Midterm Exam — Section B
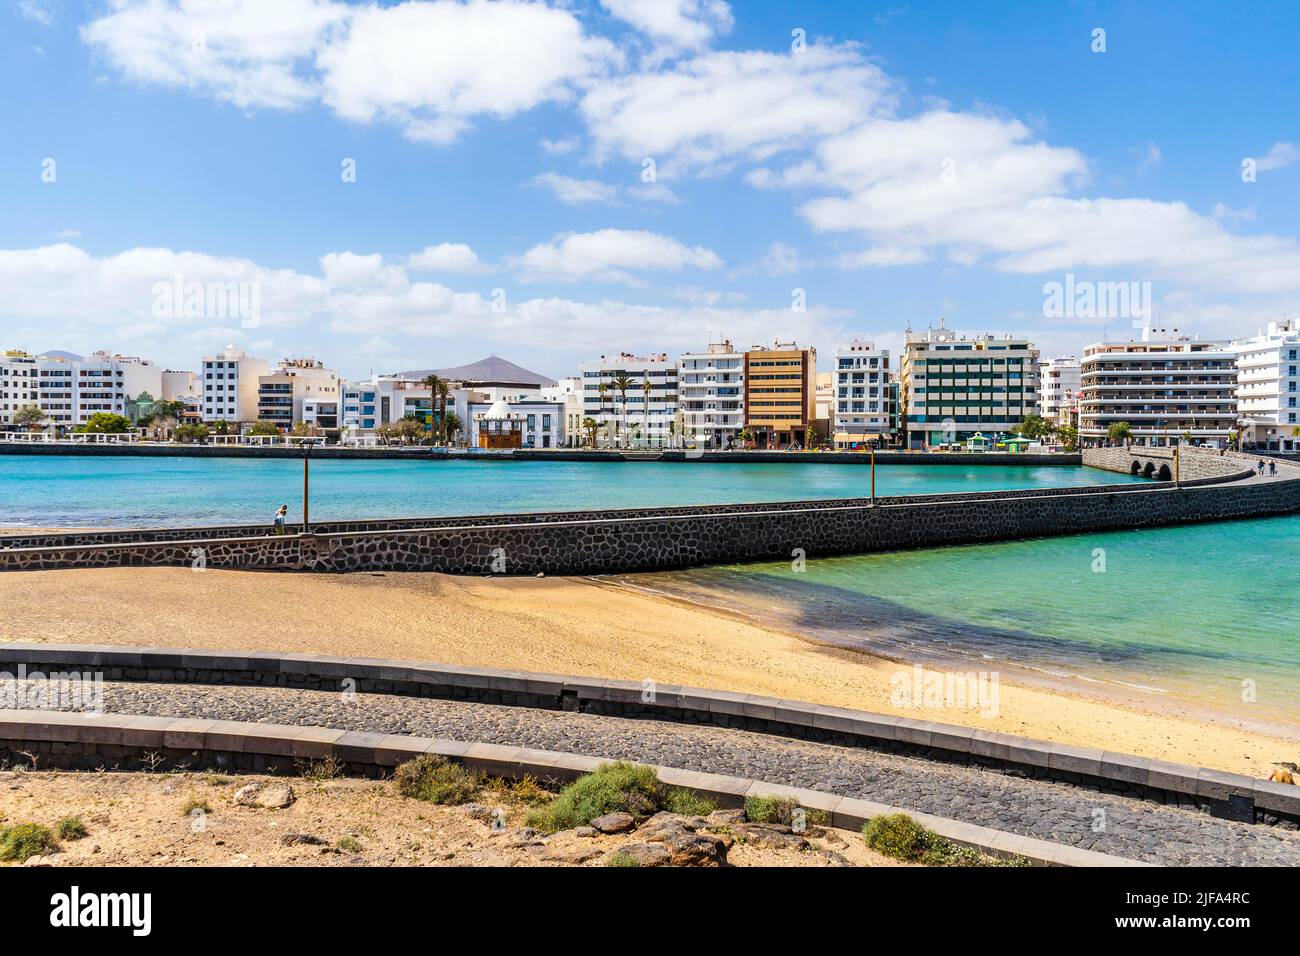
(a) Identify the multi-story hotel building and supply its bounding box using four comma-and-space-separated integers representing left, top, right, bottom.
201, 347, 268, 424
256, 358, 341, 431
743, 342, 816, 448
1038, 356, 1081, 427
900, 323, 1039, 448
678, 340, 744, 449
1232, 318, 1300, 452
36, 351, 164, 428
579, 353, 679, 448
1079, 322, 1237, 446
0, 350, 39, 426
831, 340, 892, 449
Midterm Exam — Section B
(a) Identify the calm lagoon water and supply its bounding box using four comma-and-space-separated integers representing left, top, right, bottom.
0, 455, 1142, 528
618, 516, 1300, 728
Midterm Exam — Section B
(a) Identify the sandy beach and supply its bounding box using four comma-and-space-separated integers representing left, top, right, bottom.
0, 566, 1295, 778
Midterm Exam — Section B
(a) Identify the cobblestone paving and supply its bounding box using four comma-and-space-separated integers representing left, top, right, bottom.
57, 681, 1300, 866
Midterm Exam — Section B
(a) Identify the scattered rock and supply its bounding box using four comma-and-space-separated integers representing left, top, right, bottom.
280, 833, 329, 847
612, 842, 672, 867
647, 828, 731, 866
590, 812, 635, 834
1267, 768, 1295, 785
461, 803, 495, 822
707, 809, 745, 826
23, 855, 50, 867
542, 844, 604, 864
573, 826, 598, 838
233, 782, 295, 809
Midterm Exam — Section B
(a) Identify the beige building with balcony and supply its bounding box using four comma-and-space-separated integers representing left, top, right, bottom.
1079, 322, 1237, 447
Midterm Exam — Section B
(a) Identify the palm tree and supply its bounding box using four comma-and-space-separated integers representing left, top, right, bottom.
581, 416, 600, 448
641, 377, 653, 448
442, 410, 463, 446
612, 372, 632, 448
420, 374, 448, 443
596, 381, 611, 447
1107, 421, 1133, 445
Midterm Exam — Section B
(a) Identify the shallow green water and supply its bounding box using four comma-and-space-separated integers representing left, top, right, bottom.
622, 516, 1300, 727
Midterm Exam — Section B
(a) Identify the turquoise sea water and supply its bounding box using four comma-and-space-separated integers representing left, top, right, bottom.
0, 456, 1142, 528
617, 516, 1300, 728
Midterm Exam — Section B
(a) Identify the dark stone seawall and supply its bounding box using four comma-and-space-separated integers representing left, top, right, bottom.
0, 447, 1293, 575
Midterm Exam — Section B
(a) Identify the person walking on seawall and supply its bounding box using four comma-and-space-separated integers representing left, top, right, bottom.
1257, 459, 1266, 475
273, 504, 288, 534
1269, 459, 1277, 477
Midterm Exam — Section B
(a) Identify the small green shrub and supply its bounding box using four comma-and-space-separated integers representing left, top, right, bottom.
862, 813, 929, 860
392, 755, 482, 805
179, 796, 210, 817
744, 795, 828, 827
605, 851, 640, 867
336, 836, 362, 853
525, 761, 715, 833
54, 817, 88, 841
862, 813, 1028, 867
0, 823, 57, 862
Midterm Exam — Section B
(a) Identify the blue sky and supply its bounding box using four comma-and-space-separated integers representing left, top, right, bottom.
3, 0, 1298, 379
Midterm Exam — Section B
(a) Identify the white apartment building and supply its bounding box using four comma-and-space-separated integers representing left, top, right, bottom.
1038, 356, 1081, 427
201, 347, 269, 424
36, 351, 164, 428
832, 340, 892, 449
540, 376, 584, 447
0, 350, 39, 426
256, 358, 341, 431
1232, 319, 1300, 452
678, 340, 743, 449
900, 323, 1040, 448
579, 353, 679, 448
1080, 322, 1237, 446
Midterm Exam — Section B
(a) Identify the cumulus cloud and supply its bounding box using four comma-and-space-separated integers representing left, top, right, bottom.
529, 172, 620, 205
0, 241, 833, 364
510, 229, 723, 283
580, 45, 895, 176
82, 0, 618, 142
407, 243, 484, 273
599, 0, 733, 50
1255, 141, 1298, 173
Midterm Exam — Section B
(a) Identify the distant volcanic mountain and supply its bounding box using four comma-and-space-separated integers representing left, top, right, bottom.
396, 355, 557, 387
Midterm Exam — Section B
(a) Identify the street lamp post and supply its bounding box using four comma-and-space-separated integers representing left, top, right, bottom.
302, 440, 312, 532
870, 446, 876, 505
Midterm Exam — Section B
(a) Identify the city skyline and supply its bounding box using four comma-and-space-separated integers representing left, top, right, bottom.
4, 1, 1300, 381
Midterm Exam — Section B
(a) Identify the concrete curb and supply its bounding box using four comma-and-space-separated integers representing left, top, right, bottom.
0, 709, 1145, 867
2, 642, 1296, 825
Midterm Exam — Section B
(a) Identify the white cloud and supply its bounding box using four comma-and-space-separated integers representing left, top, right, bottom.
0, 241, 835, 363
407, 243, 484, 273
16, 0, 60, 27
1256, 141, 1298, 172
539, 136, 581, 155
760, 241, 805, 276
82, 0, 618, 142
511, 229, 723, 284
319, 251, 409, 292
529, 172, 619, 205
580, 45, 895, 176
835, 245, 930, 269
600, 0, 733, 50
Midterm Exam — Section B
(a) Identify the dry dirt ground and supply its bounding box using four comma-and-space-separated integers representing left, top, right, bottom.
0, 770, 904, 868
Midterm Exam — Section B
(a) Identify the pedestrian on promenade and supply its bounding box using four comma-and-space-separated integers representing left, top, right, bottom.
1269, 460, 1277, 476
1257, 459, 1266, 475
273, 504, 288, 534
